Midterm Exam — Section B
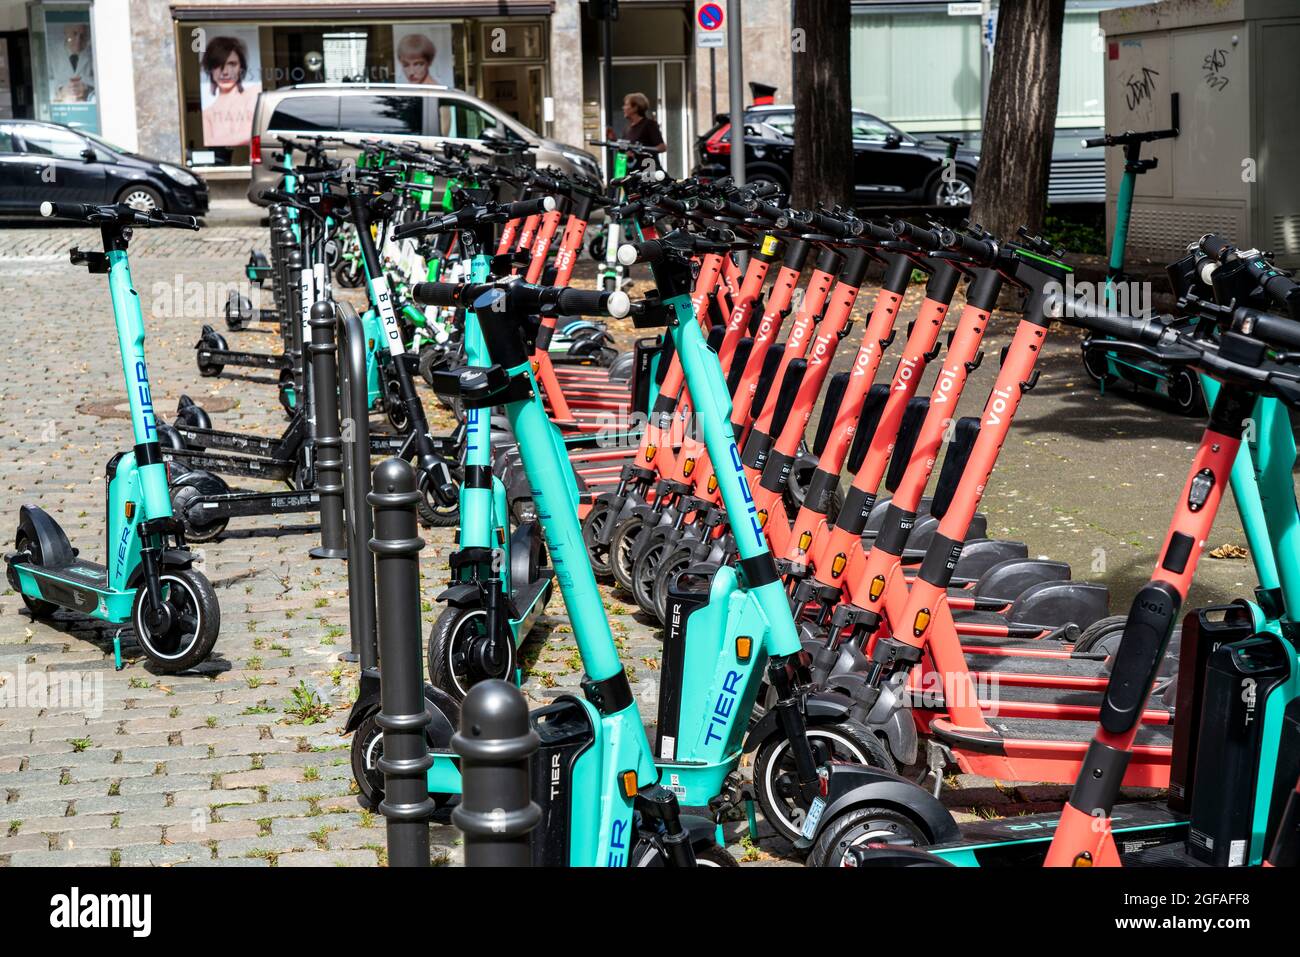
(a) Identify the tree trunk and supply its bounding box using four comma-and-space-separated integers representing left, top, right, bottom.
792, 0, 853, 209
969, 0, 1066, 241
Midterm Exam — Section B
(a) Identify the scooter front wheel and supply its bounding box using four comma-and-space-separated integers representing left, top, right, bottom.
427, 606, 516, 702
753, 720, 895, 844
132, 568, 221, 673
653, 543, 697, 624
807, 806, 931, 867
580, 499, 615, 578
609, 514, 648, 594
631, 526, 677, 616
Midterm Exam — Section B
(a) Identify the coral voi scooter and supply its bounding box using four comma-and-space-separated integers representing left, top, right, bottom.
6, 203, 221, 672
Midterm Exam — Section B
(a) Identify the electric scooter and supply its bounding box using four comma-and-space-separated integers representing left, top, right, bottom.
1078, 94, 1201, 413
6, 203, 221, 673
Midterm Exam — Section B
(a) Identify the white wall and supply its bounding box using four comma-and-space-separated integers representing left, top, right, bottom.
91, 0, 139, 151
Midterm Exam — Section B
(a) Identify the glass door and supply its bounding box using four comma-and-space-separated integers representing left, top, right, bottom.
600, 57, 692, 179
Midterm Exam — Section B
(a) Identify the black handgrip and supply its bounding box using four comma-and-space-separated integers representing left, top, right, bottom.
555, 287, 631, 319
1082, 136, 1106, 149
392, 212, 457, 240
938, 227, 997, 265
618, 240, 665, 265
809, 210, 862, 238
505, 196, 557, 219
1053, 290, 1162, 342
1235, 307, 1300, 351
411, 282, 475, 307
891, 219, 942, 250
297, 168, 341, 183
1198, 233, 1233, 263
260, 189, 295, 206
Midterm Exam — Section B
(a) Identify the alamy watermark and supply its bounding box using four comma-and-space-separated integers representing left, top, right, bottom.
0, 665, 104, 719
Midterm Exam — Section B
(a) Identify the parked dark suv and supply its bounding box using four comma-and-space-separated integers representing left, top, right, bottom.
0, 120, 209, 216
694, 105, 979, 207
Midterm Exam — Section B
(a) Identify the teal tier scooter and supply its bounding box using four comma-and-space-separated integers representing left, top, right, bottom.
394, 194, 567, 701
6, 203, 221, 673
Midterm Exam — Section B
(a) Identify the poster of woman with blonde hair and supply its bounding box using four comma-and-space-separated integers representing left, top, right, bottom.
393, 24, 454, 87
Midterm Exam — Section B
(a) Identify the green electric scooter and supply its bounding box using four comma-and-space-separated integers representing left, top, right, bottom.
6, 203, 221, 673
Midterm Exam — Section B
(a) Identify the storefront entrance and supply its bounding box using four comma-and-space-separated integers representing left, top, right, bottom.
600, 57, 690, 179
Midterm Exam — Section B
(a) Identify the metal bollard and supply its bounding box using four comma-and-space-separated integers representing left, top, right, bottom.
452, 680, 541, 867
309, 299, 346, 559
370, 457, 435, 866
337, 302, 377, 667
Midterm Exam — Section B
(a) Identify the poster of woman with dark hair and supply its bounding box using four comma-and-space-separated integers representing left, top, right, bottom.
199, 28, 262, 146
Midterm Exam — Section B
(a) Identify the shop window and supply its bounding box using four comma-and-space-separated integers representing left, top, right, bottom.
18, 123, 85, 158
267, 96, 338, 133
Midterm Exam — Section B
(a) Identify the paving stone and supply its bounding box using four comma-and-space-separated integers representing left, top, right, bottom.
276, 849, 378, 867
7, 848, 113, 867
61, 826, 162, 850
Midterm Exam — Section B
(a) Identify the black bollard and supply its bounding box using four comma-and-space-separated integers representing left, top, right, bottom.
370, 457, 435, 866
309, 299, 346, 558
452, 680, 541, 867
338, 302, 377, 667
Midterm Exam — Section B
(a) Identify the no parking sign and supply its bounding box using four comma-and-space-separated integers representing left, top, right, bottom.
696, 2, 725, 48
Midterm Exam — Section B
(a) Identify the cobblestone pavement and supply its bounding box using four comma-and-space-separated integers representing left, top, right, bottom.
0, 226, 1259, 866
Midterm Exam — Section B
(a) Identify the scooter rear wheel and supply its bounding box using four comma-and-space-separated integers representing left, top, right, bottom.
170, 471, 230, 543
14, 530, 58, 618
131, 568, 221, 673
350, 690, 460, 812
754, 719, 895, 844
196, 330, 226, 377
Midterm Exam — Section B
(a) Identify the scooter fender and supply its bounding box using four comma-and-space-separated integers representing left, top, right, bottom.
343, 669, 382, 734
742, 688, 857, 755
16, 505, 76, 568
436, 582, 482, 610
809, 765, 961, 849
822, 671, 918, 768
972, 557, 1070, 601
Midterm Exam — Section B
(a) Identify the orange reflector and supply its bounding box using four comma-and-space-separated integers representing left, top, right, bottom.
645, 445, 657, 462
757, 508, 769, 528
124, 501, 135, 520
830, 553, 847, 578
620, 770, 638, 799
797, 531, 812, 553
869, 575, 886, 602
707, 476, 718, 494
1072, 852, 1093, 867
736, 636, 752, 662
682, 458, 695, 476
912, 608, 931, 638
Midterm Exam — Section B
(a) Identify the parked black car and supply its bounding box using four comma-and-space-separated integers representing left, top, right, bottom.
0, 120, 209, 216
694, 104, 979, 207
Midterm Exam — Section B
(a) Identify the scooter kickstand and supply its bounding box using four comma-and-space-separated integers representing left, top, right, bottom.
925, 740, 953, 799
113, 628, 125, 671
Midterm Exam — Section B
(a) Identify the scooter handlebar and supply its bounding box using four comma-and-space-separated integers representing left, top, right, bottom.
40, 201, 199, 230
